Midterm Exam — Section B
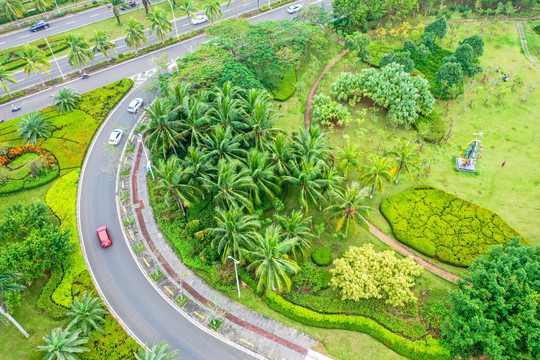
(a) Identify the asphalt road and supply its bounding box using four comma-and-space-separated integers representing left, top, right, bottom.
1, 2, 326, 358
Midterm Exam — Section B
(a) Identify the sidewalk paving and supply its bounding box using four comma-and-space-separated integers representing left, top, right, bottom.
117, 133, 331, 360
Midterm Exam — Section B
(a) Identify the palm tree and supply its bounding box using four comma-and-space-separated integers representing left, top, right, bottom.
359, 156, 392, 199
34, 0, 52, 12
326, 182, 375, 239
246, 100, 280, 151
142, 99, 183, 158
0, 270, 28, 338
203, 126, 246, 163
108, 0, 124, 25
1, 0, 26, 22
178, 0, 195, 20
319, 165, 344, 208
38, 327, 89, 360
336, 140, 362, 178
67, 291, 108, 337
274, 210, 314, 261
241, 88, 273, 113
179, 97, 210, 147
0, 66, 16, 95
245, 225, 299, 294
135, 341, 179, 360
293, 126, 331, 166
283, 160, 327, 214
17, 112, 53, 145
147, 8, 172, 44
123, 18, 147, 55
52, 88, 81, 114
168, 82, 192, 109
209, 91, 246, 132
65, 34, 94, 72
226, 0, 244, 19
210, 207, 260, 262
182, 146, 215, 192
204, 0, 223, 26
90, 30, 117, 59
388, 142, 419, 184
242, 150, 280, 205
268, 134, 294, 176
140, 0, 151, 15
206, 159, 256, 212
17, 45, 51, 82
154, 157, 200, 215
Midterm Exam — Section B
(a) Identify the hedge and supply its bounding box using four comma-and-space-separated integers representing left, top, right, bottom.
37, 266, 69, 318
380, 186, 526, 266
0, 35, 68, 72
0, 90, 24, 105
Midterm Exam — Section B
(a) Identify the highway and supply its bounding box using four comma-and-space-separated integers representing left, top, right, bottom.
1, 2, 328, 358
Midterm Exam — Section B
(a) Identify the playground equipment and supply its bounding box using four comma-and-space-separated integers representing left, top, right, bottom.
456, 132, 483, 172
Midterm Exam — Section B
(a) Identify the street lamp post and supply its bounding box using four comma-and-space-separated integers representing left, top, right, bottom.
166, 0, 180, 40
54, 0, 61, 15
228, 256, 241, 298
45, 36, 65, 79
138, 135, 155, 180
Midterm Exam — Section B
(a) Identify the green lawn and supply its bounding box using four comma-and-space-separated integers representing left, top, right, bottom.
524, 19, 540, 62
0, 153, 41, 178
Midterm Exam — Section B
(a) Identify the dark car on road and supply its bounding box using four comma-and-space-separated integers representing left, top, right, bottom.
121, 0, 136, 9
96, 226, 112, 248
30, 21, 49, 32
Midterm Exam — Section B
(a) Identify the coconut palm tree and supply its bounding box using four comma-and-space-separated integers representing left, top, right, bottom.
336, 140, 362, 178
52, 88, 81, 114
204, 0, 223, 26
203, 126, 246, 164
178, 96, 210, 147
67, 291, 108, 336
147, 8, 172, 44
241, 88, 273, 113
283, 160, 327, 214
38, 327, 89, 360
210, 207, 260, 262
168, 82, 192, 109
206, 159, 256, 212
274, 210, 314, 261
178, 0, 195, 21
359, 156, 392, 199
388, 141, 419, 184
140, 0, 151, 15
17, 45, 51, 82
209, 92, 246, 132
90, 30, 117, 59
123, 18, 147, 55
108, 0, 124, 25
246, 100, 280, 151
268, 134, 294, 176
135, 341, 179, 360
326, 182, 374, 239
182, 146, 215, 191
34, 0, 52, 12
241, 150, 280, 205
142, 99, 184, 158
154, 156, 200, 215
319, 165, 344, 208
245, 225, 299, 294
1, 0, 26, 22
65, 34, 94, 72
293, 126, 331, 166
0, 66, 16, 95
0, 270, 28, 338
17, 112, 53, 145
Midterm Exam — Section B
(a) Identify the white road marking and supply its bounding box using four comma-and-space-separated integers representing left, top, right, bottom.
0, 42, 4, 45
117, 45, 126, 49
242, 2, 250, 5
91, 14, 99, 17
20, 35, 29, 38
67, 20, 76, 24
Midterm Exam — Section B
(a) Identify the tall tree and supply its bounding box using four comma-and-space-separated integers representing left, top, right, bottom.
140, 0, 151, 15
245, 225, 299, 294
0, 66, 16, 95
0, 270, 28, 338
65, 34, 94, 71
135, 341, 179, 360
326, 182, 374, 239
90, 30, 117, 59
210, 207, 260, 261
108, 0, 124, 25
443, 239, 540, 360
388, 142, 419, 184
34, 0, 52, 12
52, 88, 81, 114
424, 16, 447, 40
206, 159, 256, 212
123, 18, 147, 55
16, 112, 53, 145
179, 97, 210, 147
245, 99, 280, 151
268, 134, 294, 176
147, 8, 172, 44
178, 0, 195, 20
344, 31, 371, 60
274, 210, 314, 261
203, 126, 246, 163
204, 0, 223, 26
336, 139, 362, 179
283, 160, 327, 214
359, 156, 392, 198
38, 327, 89, 360
293, 126, 331, 166
142, 99, 183, 158
67, 291, 108, 337
182, 146, 215, 191
241, 150, 280, 205
18, 45, 51, 81
0, 0, 26, 22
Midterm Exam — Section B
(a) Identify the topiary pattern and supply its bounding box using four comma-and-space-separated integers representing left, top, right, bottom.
311, 248, 333, 266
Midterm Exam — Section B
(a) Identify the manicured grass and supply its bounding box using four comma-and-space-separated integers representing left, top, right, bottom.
0, 180, 57, 217
0, 277, 69, 360
0, 153, 41, 178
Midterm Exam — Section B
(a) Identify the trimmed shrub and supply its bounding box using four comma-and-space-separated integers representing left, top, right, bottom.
37, 266, 68, 318
380, 187, 525, 266
311, 248, 332, 266
272, 67, 296, 101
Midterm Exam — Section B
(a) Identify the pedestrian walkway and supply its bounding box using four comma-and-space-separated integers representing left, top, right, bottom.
117, 132, 330, 360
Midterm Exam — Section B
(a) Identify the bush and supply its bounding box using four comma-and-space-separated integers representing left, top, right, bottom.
380, 187, 526, 266
311, 248, 332, 266
0, 89, 25, 104
81, 314, 140, 359
211, 262, 236, 290
292, 263, 323, 295
414, 111, 445, 143
37, 267, 69, 318
272, 67, 296, 101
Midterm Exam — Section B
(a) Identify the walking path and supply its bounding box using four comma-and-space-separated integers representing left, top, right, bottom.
117, 130, 330, 360
516, 20, 540, 69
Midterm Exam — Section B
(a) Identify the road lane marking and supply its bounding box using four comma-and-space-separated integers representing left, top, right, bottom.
67, 21, 76, 24
242, 2, 249, 5
143, 257, 150, 267
194, 311, 205, 319
129, 230, 135, 240
164, 286, 174, 295
0, 42, 4, 45
122, 205, 127, 213
240, 339, 254, 346
20, 35, 29, 38
122, 179, 125, 188
91, 14, 99, 17
124, 156, 128, 164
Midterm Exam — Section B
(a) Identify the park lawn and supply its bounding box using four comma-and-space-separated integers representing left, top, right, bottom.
0, 276, 69, 360
0, 153, 41, 178
524, 19, 540, 62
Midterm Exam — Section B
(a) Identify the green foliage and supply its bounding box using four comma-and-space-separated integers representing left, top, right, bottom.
420, 301, 448, 335
459, 34, 484, 57
413, 44, 458, 99
424, 17, 447, 40
379, 51, 415, 72
210, 262, 236, 291
77, 79, 134, 122
272, 66, 296, 101
444, 43, 482, 77
381, 187, 525, 266
218, 62, 264, 90
175, 44, 234, 89
311, 248, 332, 266
311, 94, 350, 126
344, 31, 371, 59
414, 111, 445, 143
365, 44, 397, 66
435, 62, 463, 86
443, 239, 539, 359
0, 36, 68, 72
37, 267, 69, 318
292, 263, 324, 295
0, 201, 49, 242
332, 0, 418, 28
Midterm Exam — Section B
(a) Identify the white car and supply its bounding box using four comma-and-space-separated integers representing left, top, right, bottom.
127, 98, 143, 113
108, 129, 124, 145
167, 58, 179, 72
287, 4, 302, 14
191, 15, 208, 25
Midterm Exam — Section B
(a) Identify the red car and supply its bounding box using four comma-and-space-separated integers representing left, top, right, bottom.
96, 226, 112, 248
